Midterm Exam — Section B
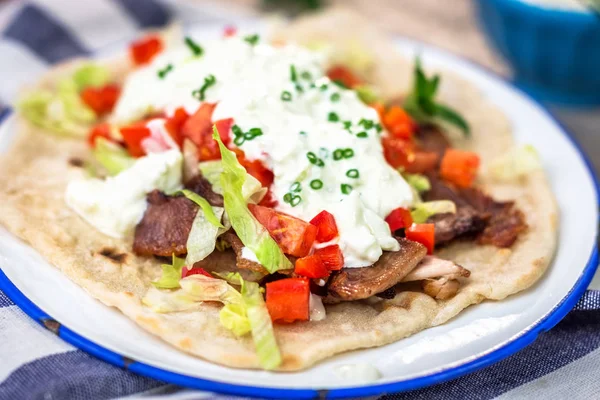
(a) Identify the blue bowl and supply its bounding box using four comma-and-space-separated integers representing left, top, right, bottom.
475, 0, 600, 106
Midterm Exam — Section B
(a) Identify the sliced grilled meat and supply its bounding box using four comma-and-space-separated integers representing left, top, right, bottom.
184, 174, 223, 207
192, 249, 265, 282
133, 191, 198, 256
220, 231, 268, 273
375, 286, 397, 299
327, 238, 427, 301
424, 174, 527, 248
415, 124, 451, 160
422, 277, 460, 300
402, 256, 470, 282
427, 207, 487, 245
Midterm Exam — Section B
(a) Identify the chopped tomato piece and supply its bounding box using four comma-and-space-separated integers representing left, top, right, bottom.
385, 207, 413, 232
258, 189, 278, 208
314, 245, 344, 271
181, 103, 221, 160
406, 223, 435, 254
181, 266, 212, 279
440, 149, 480, 188
87, 123, 112, 147
120, 122, 151, 157
164, 107, 189, 147
266, 278, 310, 323
234, 149, 274, 188
326, 65, 362, 88
223, 25, 237, 37
130, 35, 163, 65
248, 204, 317, 257
382, 136, 415, 169
382, 106, 416, 140
80, 84, 120, 116
295, 255, 330, 279
214, 118, 233, 145
309, 210, 339, 242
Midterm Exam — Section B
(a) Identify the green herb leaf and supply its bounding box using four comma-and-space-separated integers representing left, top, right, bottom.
192, 74, 217, 101
157, 64, 173, 79
244, 34, 259, 46
404, 56, 470, 136
185, 37, 203, 56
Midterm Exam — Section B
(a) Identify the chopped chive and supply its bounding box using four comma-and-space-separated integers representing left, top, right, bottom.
281, 91, 292, 101
290, 195, 302, 207
332, 80, 349, 89
343, 148, 355, 158
290, 182, 301, 192
359, 118, 374, 129
316, 159, 325, 167
346, 169, 360, 178
290, 65, 297, 82
333, 149, 344, 160
330, 93, 341, 102
341, 183, 353, 194
343, 121, 352, 130
185, 37, 203, 56
283, 193, 292, 203
299, 131, 307, 135
357, 131, 368, 138
375, 123, 383, 133
307, 152, 317, 163
244, 34, 259, 46
295, 84, 304, 93
328, 112, 340, 122
192, 74, 216, 101
320, 83, 328, 91
249, 127, 263, 137
301, 71, 312, 80
232, 125, 243, 137
157, 64, 173, 79
310, 179, 323, 190
233, 135, 245, 146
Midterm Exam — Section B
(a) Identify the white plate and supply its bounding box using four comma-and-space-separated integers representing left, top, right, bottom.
0, 28, 598, 398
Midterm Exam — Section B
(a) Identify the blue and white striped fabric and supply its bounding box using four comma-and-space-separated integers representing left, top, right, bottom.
0, 1, 599, 399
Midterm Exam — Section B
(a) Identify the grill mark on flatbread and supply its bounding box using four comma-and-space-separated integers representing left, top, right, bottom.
68, 157, 84, 167
99, 247, 128, 263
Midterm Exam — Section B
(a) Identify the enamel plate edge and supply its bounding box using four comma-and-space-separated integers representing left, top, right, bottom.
0, 30, 598, 398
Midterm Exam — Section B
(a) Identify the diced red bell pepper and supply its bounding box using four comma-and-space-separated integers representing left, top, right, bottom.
295, 254, 330, 279
382, 136, 415, 169
248, 204, 317, 257
440, 149, 480, 188
234, 149, 274, 188
385, 207, 413, 232
164, 107, 189, 148
314, 245, 344, 271
181, 266, 212, 279
326, 65, 362, 89
130, 35, 163, 65
382, 106, 416, 140
214, 118, 233, 146
310, 210, 339, 242
405, 223, 435, 254
80, 84, 121, 116
223, 25, 237, 37
266, 278, 310, 323
120, 121, 151, 157
87, 123, 112, 147
181, 103, 233, 161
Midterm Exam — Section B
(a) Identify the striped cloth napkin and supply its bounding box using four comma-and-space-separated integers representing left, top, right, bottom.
0, 1, 598, 399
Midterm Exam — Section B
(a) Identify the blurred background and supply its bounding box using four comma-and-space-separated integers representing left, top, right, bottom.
0, 0, 598, 170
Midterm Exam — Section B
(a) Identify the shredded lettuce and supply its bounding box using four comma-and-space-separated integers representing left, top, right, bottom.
178, 189, 224, 228
19, 78, 96, 136
198, 160, 266, 203
72, 63, 110, 90
231, 273, 282, 370
152, 254, 186, 289
185, 205, 225, 266
403, 172, 431, 193
220, 304, 251, 337
411, 200, 456, 223
212, 126, 292, 273
93, 137, 135, 176
488, 145, 541, 181
355, 85, 379, 105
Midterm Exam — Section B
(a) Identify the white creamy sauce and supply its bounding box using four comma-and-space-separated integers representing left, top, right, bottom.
240, 246, 260, 263
65, 149, 182, 238
113, 37, 414, 267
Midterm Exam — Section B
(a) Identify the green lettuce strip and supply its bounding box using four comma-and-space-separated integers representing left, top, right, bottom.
212, 126, 292, 273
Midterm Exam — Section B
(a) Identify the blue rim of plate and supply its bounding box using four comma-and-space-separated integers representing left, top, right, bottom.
0, 38, 598, 399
